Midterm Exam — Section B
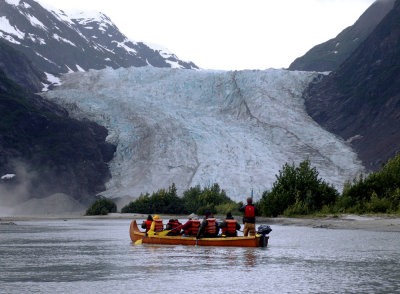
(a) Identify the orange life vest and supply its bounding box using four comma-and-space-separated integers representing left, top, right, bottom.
185, 220, 200, 235
154, 219, 164, 232
221, 219, 237, 235
144, 220, 152, 231
205, 218, 217, 235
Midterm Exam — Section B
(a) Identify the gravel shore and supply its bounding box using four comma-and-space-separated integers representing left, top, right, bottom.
1, 213, 400, 232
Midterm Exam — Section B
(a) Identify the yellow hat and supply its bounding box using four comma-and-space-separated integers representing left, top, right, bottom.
153, 215, 160, 219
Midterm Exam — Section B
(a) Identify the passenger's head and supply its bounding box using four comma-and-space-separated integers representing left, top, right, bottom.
147, 215, 153, 221
153, 215, 160, 219
204, 210, 213, 218
247, 197, 253, 204
226, 212, 233, 219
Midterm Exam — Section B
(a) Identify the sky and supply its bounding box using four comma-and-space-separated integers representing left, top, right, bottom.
40, 0, 375, 70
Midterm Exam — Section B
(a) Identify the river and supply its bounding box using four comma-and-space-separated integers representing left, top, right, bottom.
1, 219, 399, 293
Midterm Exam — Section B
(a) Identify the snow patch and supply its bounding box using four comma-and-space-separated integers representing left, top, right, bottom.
76, 64, 85, 72
166, 59, 183, 69
5, 0, 21, 6
25, 14, 47, 30
35, 51, 56, 64
0, 16, 25, 39
0, 31, 21, 44
1, 174, 15, 180
52, 33, 76, 47
65, 65, 75, 73
22, 2, 31, 9
147, 43, 174, 58
28, 34, 46, 44
112, 40, 137, 54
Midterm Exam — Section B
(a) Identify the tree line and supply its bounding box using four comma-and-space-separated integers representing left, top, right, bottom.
86, 154, 400, 216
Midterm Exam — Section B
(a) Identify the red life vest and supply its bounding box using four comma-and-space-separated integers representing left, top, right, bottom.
205, 218, 217, 235
185, 220, 200, 235
144, 220, 152, 231
154, 219, 164, 232
221, 219, 237, 235
245, 205, 255, 218
168, 220, 182, 233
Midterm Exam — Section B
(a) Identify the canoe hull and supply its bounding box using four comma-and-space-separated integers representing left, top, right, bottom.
129, 220, 268, 247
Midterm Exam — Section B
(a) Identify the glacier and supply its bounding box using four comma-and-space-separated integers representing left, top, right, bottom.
43, 67, 364, 201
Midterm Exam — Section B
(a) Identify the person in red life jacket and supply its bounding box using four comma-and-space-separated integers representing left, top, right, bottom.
141, 215, 153, 232
219, 212, 241, 237
181, 213, 200, 236
165, 218, 182, 235
239, 197, 257, 236
196, 210, 218, 239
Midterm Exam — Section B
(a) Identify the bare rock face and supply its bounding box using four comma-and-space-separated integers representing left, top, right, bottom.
304, 0, 400, 171
289, 0, 396, 72
0, 51, 116, 209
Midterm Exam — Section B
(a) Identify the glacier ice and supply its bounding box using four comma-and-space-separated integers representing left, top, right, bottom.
43, 67, 364, 201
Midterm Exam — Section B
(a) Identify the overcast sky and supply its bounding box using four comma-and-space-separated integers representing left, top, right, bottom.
40, 0, 375, 70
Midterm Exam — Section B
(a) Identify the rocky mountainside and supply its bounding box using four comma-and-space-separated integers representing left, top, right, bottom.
0, 43, 116, 212
0, 0, 197, 81
0, 39, 45, 92
289, 0, 395, 72
303, 0, 400, 171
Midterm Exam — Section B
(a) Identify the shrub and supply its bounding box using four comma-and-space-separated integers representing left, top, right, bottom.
121, 182, 238, 215
339, 153, 400, 214
121, 183, 184, 214
85, 198, 117, 215
260, 160, 339, 216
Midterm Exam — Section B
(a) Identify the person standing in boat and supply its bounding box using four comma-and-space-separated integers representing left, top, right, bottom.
196, 210, 218, 239
219, 212, 241, 237
239, 197, 257, 236
141, 215, 153, 232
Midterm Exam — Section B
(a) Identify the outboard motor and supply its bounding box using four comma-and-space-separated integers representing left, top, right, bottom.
257, 225, 272, 247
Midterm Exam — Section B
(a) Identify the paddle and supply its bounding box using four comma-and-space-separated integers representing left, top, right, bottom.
156, 223, 185, 237
134, 232, 148, 245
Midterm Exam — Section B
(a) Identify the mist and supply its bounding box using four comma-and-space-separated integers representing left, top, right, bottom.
0, 161, 86, 217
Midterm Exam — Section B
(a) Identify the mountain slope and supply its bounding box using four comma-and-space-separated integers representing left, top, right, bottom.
0, 0, 197, 79
304, 0, 400, 171
43, 67, 364, 201
289, 0, 395, 72
0, 44, 115, 209
0, 39, 46, 92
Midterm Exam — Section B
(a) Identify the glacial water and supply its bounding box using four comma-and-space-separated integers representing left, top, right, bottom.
1, 219, 399, 294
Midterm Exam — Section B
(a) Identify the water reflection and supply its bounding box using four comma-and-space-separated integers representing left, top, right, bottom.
243, 249, 257, 267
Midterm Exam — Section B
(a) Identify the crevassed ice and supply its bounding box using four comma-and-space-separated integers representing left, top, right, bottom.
43, 67, 364, 201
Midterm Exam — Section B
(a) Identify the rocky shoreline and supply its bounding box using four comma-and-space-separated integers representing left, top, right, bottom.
1, 213, 400, 232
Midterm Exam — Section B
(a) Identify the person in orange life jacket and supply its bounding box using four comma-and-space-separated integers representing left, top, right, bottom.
181, 213, 200, 236
165, 218, 182, 236
239, 197, 257, 236
219, 212, 241, 237
196, 210, 218, 239
141, 215, 153, 232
